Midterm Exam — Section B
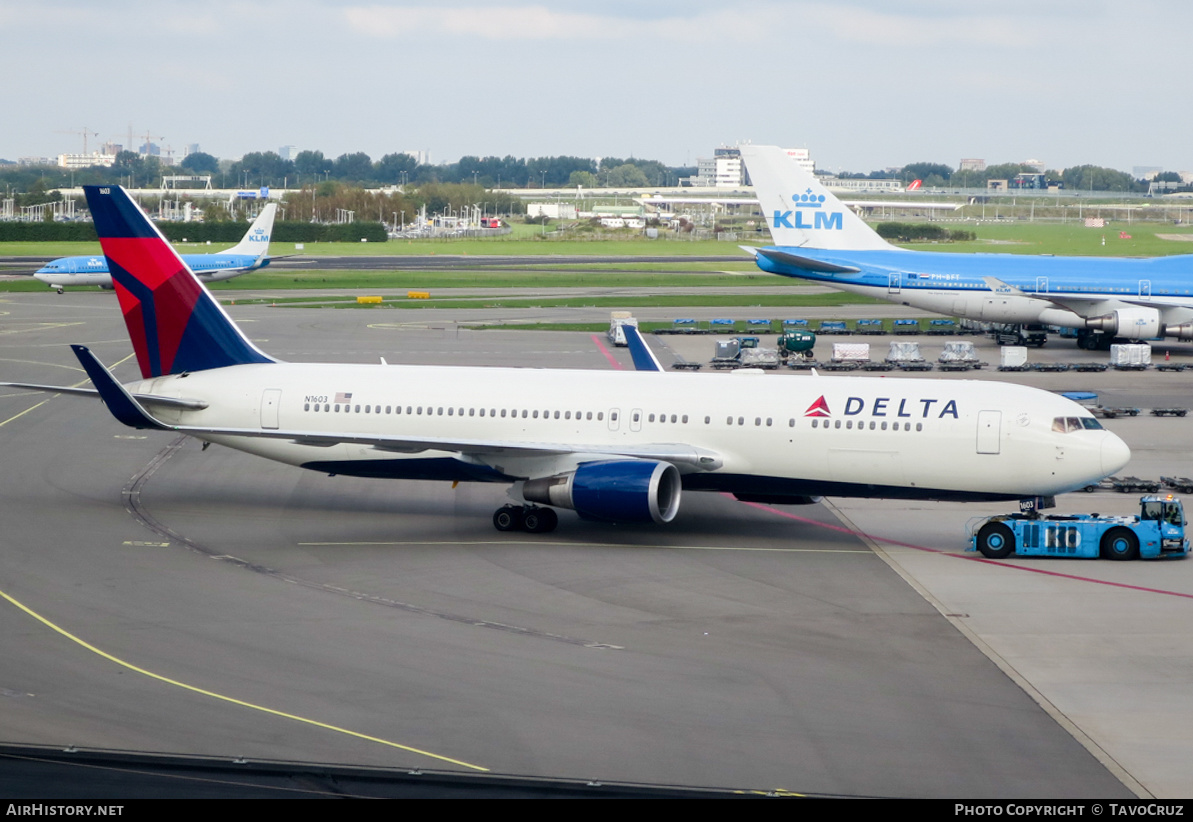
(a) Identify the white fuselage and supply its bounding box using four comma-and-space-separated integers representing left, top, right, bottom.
131, 362, 1128, 502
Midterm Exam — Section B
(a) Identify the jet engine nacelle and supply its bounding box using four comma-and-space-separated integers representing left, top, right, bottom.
522, 460, 682, 524
1164, 323, 1193, 341
1085, 307, 1161, 340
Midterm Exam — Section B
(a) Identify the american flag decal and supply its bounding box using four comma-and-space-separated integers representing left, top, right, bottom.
335, 392, 353, 403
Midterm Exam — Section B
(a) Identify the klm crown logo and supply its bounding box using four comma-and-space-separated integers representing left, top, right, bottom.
794, 188, 825, 208
772, 188, 843, 231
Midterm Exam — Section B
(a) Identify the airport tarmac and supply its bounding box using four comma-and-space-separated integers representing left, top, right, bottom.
0, 291, 1190, 797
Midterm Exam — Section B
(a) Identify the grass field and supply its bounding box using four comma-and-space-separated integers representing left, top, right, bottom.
6, 219, 1193, 295
206, 267, 772, 291
222, 291, 877, 310
909, 220, 1193, 257
0, 234, 744, 259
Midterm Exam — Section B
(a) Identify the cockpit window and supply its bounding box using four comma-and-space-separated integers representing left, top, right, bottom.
1053, 416, 1102, 433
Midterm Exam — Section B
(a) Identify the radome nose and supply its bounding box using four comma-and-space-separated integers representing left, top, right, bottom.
1101, 431, 1131, 475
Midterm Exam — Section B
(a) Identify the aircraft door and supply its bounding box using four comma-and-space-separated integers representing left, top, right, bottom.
977, 410, 1001, 454
629, 408, 643, 432
1139, 280, 1152, 300
1036, 277, 1048, 294
608, 408, 621, 431
888, 272, 901, 294
261, 389, 281, 429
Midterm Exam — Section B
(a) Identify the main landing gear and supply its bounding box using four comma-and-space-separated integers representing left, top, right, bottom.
493, 504, 559, 533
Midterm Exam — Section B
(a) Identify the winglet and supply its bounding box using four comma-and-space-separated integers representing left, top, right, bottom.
70, 345, 167, 430
982, 276, 1028, 296
622, 325, 664, 372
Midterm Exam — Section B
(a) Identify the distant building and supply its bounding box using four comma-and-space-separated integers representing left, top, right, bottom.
959, 158, 985, 172
781, 148, 815, 175
1022, 158, 1046, 173
824, 177, 903, 193
278, 145, 298, 161
1134, 166, 1164, 180
403, 149, 431, 166
696, 147, 745, 188
57, 152, 117, 169
687, 146, 813, 188
1010, 172, 1047, 190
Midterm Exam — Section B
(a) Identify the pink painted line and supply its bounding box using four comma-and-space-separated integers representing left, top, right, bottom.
731, 496, 937, 552
590, 334, 624, 370
729, 494, 1193, 600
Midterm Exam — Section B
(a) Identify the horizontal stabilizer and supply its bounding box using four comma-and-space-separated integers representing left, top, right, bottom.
2, 382, 208, 411
756, 247, 861, 275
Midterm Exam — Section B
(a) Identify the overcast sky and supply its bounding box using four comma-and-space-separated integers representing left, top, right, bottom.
4, 1, 1190, 174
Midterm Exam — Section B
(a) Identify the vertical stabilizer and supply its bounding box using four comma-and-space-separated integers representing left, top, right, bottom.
220, 201, 277, 260
740, 145, 892, 251
83, 186, 275, 378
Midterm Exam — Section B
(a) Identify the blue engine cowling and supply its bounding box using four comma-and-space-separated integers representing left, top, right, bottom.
522, 460, 682, 524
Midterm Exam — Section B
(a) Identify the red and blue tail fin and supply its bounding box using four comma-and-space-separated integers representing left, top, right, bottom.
83, 185, 274, 378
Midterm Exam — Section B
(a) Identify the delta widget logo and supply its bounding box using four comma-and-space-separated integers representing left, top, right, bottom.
804, 396, 831, 417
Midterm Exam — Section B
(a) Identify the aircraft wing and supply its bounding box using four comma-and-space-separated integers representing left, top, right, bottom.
66, 345, 722, 471
980, 276, 1155, 314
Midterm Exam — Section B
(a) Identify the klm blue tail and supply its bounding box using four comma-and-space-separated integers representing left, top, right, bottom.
83, 185, 274, 379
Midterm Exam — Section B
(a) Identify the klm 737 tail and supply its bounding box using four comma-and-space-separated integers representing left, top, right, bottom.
740, 144, 1193, 350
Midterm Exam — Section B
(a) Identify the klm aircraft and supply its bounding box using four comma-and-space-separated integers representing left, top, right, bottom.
34, 202, 277, 292
740, 145, 1193, 350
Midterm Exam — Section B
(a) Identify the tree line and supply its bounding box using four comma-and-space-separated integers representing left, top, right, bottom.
0, 146, 1183, 203
0, 150, 695, 193
849, 161, 1170, 193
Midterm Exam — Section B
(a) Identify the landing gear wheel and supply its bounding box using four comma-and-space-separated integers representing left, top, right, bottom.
523, 507, 558, 534
493, 505, 523, 532
976, 522, 1016, 559
1100, 527, 1139, 561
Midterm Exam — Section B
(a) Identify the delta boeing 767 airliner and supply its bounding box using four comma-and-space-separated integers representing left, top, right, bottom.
740, 144, 1193, 350
2, 186, 1128, 533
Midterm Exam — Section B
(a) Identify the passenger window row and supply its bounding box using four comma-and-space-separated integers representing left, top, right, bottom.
809, 419, 922, 432
303, 402, 606, 422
